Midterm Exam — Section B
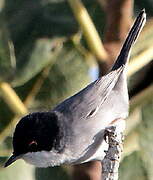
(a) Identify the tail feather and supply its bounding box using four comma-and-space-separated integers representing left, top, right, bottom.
111, 9, 146, 71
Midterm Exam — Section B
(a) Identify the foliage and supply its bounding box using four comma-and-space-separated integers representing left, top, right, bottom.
120, 98, 153, 180
0, 0, 153, 180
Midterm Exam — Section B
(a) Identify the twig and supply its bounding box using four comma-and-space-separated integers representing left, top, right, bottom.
0, 82, 28, 143
0, 67, 51, 143
128, 47, 153, 77
0, 149, 12, 157
0, 82, 28, 115
0, 116, 21, 143
24, 66, 51, 107
67, 0, 108, 61
102, 119, 125, 180
130, 84, 153, 112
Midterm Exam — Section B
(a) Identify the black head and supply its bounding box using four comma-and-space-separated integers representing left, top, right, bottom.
13, 112, 60, 155
5, 111, 63, 167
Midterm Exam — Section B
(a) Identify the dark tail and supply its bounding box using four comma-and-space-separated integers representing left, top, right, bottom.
111, 9, 146, 71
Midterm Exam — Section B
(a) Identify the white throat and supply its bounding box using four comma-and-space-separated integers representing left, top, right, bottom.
22, 149, 79, 167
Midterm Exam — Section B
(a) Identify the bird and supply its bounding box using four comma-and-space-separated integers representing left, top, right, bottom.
5, 10, 146, 168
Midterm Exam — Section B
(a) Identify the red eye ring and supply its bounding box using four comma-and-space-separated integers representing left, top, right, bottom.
29, 140, 37, 146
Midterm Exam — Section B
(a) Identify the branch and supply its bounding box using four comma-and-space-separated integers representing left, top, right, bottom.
0, 115, 21, 143
67, 0, 108, 61
24, 66, 51, 107
130, 84, 153, 112
102, 119, 125, 180
97, 0, 133, 76
102, 0, 133, 64
128, 47, 153, 77
0, 82, 28, 115
0, 67, 51, 143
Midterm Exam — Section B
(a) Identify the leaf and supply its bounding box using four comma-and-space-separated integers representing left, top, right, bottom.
119, 151, 147, 180
139, 99, 153, 180
33, 44, 90, 109
0, 159, 35, 180
1, 0, 80, 86
0, 26, 16, 82
12, 38, 61, 87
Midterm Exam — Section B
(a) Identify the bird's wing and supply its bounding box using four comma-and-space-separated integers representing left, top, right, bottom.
53, 67, 123, 122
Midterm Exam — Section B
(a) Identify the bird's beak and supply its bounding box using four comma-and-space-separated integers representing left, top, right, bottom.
4, 154, 22, 167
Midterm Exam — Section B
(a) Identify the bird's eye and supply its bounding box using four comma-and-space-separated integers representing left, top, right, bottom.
28, 140, 38, 152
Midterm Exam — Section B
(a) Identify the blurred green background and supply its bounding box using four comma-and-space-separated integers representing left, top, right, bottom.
0, 0, 153, 180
